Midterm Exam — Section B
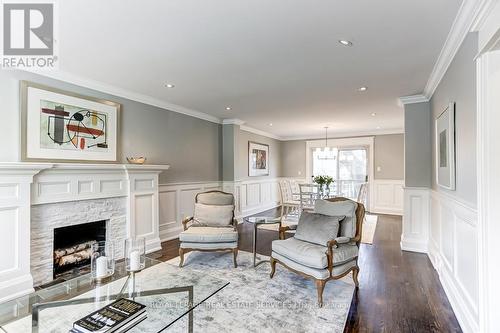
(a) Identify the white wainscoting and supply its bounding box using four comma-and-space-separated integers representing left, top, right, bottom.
158, 182, 223, 242
158, 178, 286, 242
237, 178, 281, 217
401, 187, 430, 253
428, 190, 479, 333
371, 179, 404, 215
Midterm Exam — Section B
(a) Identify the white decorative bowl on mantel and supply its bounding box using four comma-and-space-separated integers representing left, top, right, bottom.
126, 157, 146, 165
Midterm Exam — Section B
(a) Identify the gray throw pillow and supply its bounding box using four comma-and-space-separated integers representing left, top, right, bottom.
294, 211, 345, 246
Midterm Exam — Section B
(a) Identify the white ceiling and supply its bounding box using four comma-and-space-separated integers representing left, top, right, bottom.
54, 0, 462, 139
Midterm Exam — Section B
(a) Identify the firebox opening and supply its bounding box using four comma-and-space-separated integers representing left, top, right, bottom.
53, 220, 106, 279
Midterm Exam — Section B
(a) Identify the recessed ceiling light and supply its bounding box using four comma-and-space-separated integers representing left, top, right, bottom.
371, 112, 376, 116
376, 126, 381, 129
358, 86, 368, 92
338, 40, 353, 47
269, 123, 273, 126
225, 106, 232, 111
165, 83, 175, 88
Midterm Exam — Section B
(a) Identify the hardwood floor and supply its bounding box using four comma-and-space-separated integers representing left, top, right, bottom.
152, 211, 462, 333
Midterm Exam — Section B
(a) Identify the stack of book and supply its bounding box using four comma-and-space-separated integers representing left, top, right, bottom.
70, 298, 146, 333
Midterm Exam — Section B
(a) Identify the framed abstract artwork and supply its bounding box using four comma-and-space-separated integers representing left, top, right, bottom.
435, 102, 455, 190
21, 81, 120, 162
248, 141, 269, 177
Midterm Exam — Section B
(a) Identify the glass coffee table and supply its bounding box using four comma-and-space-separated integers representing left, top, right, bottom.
244, 216, 281, 267
0, 258, 228, 333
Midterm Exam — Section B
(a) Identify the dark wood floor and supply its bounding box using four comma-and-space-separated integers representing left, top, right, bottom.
152, 211, 462, 333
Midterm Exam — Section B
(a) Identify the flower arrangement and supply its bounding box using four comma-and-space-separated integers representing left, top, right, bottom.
313, 175, 334, 187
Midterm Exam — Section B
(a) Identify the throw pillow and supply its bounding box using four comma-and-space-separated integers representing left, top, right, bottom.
294, 211, 345, 246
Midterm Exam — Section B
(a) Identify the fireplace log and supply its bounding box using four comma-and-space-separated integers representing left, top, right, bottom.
54, 240, 97, 262
57, 248, 94, 267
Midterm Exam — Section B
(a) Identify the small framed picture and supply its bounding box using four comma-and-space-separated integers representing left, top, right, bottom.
21, 81, 121, 162
435, 102, 455, 190
248, 141, 269, 177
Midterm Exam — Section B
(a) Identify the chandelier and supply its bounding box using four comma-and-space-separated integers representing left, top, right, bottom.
315, 127, 335, 160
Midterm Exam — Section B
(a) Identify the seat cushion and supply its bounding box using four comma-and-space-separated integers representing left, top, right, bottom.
314, 199, 358, 238
179, 227, 238, 243
180, 242, 237, 250
294, 211, 344, 246
193, 203, 233, 227
272, 238, 359, 270
272, 238, 328, 269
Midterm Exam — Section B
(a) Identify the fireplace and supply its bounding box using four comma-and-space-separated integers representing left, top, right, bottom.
53, 220, 106, 279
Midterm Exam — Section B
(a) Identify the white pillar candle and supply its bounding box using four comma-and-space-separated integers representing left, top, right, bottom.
95, 256, 108, 278
129, 250, 141, 271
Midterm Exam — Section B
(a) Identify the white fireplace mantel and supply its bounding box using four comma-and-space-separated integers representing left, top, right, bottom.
0, 162, 169, 302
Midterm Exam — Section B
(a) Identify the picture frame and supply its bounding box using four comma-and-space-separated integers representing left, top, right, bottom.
435, 102, 455, 190
20, 81, 121, 163
248, 141, 269, 177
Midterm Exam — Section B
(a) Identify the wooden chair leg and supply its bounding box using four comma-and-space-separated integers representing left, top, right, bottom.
179, 248, 185, 267
270, 257, 277, 278
233, 248, 238, 268
352, 266, 360, 288
315, 279, 326, 307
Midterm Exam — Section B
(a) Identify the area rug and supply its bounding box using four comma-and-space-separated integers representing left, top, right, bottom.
166, 250, 355, 333
361, 214, 378, 244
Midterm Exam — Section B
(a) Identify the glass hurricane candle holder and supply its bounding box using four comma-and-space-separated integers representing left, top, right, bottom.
91, 241, 115, 281
124, 237, 146, 272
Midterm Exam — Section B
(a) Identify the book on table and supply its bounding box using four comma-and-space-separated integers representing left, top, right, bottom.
71, 298, 146, 333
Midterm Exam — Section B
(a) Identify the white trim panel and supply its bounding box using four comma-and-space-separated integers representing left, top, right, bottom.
371, 179, 404, 215
401, 187, 430, 253
428, 190, 479, 333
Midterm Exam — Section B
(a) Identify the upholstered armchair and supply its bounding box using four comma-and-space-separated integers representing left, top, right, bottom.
271, 197, 364, 307
178, 191, 238, 268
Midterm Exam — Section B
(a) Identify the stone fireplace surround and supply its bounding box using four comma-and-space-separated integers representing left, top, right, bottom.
31, 197, 126, 286
0, 163, 169, 301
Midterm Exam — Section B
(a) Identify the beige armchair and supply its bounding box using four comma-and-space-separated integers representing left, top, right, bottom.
178, 191, 238, 268
271, 197, 364, 307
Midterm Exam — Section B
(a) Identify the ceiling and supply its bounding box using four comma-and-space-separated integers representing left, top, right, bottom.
54, 0, 462, 140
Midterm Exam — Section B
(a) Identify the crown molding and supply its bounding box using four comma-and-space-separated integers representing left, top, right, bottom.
22, 69, 222, 124
222, 118, 246, 125
239, 125, 282, 140
470, 0, 498, 32
399, 94, 430, 106
280, 128, 404, 141
423, 0, 487, 99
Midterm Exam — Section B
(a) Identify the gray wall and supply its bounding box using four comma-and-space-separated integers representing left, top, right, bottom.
280, 134, 405, 180
0, 71, 222, 184
374, 134, 404, 180
430, 33, 478, 206
281, 140, 307, 177
404, 102, 432, 187
237, 129, 282, 180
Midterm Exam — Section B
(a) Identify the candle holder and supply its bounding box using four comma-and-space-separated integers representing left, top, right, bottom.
90, 241, 115, 281
124, 237, 146, 272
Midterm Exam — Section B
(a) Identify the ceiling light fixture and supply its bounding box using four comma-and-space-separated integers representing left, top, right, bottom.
269, 123, 273, 126
165, 83, 175, 88
358, 86, 368, 92
371, 112, 376, 116
376, 126, 381, 129
225, 106, 232, 111
314, 127, 336, 160
338, 40, 353, 47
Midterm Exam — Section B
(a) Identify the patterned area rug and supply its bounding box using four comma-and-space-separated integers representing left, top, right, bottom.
2, 251, 354, 333
167, 250, 355, 333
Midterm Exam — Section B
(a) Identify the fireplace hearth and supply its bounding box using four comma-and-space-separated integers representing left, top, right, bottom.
53, 220, 106, 279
